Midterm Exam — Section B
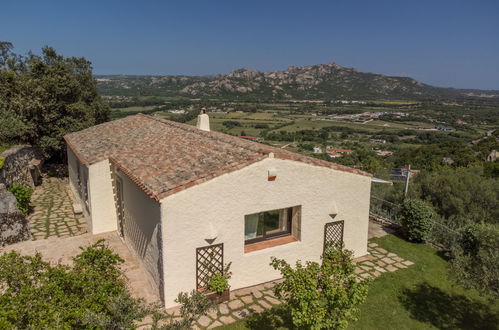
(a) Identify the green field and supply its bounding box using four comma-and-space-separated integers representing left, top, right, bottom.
218, 234, 499, 330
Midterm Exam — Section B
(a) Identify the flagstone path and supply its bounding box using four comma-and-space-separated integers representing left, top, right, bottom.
158, 241, 414, 329
28, 177, 87, 240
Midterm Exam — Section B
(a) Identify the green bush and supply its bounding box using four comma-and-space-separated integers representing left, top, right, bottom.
207, 262, 232, 293
7, 184, 32, 214
270, 246, 369, 330
449, 223, 499, 297
400, 198, 436, 242
0, 240, 150, 328
0, 157, 4, 169
208, 273, 229, 293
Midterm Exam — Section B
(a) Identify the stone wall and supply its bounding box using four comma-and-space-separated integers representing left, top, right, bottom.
0, 145, 44, 188
0, 184, 31, 246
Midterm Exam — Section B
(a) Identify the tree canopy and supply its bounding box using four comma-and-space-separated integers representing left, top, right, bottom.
0, 42, 109, 159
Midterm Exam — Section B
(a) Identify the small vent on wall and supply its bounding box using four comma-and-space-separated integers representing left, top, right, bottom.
268, 169, 277, 181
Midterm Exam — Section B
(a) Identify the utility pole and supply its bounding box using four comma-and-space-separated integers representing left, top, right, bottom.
404, 164, 411, 198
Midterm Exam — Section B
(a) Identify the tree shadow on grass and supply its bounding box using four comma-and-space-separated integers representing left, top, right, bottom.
400, 283, 498, 330
244, 304, 294, 330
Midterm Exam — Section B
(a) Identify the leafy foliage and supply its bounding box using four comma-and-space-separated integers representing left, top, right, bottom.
6, 184, 32, 214
449, 223, 499, 298
0, 42, 109, 159
400, 199, 436, 242
270, 246, 369, 330
0, 239, 150, 328
414, 167, 498, 225
208, 273, 229, 293
153, 290, 213, 330
207, 262, 232, 293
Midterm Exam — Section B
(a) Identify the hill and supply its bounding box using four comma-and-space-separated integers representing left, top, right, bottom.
96, 62, 499, 101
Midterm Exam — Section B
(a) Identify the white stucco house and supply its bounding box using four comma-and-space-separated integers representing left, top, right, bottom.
64, 113, 372, 308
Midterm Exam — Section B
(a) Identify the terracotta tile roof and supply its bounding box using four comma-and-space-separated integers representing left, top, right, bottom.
64, 114, 371, 200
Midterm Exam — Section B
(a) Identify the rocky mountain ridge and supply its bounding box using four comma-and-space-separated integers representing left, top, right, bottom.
96, 62, 499, 101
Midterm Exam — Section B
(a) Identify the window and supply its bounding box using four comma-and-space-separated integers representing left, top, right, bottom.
244, 207, 298, 244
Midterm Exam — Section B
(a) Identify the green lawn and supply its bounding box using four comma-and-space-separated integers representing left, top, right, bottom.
218, 235, 498, 330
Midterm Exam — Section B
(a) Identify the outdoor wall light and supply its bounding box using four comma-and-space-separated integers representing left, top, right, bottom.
329, 201, 338, 218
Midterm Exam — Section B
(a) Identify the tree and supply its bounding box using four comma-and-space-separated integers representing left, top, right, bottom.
270, 246, 369, 330
0, 240, 150, 328
399, 198, 436, 242
414, 167, 498, 225
449, 223, 499, 298
0, 42, 109, 159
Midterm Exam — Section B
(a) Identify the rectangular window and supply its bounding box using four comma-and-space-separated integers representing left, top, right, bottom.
244, 207, 295, 244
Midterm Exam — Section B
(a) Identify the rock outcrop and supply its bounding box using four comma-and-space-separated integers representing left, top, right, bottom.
0, 145, 44, 188
0, 184, 31, 246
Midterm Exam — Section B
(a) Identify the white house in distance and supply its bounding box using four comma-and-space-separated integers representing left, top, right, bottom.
64, 113, 372, 308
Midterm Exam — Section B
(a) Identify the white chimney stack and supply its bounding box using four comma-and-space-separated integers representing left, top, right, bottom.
196, 108, 210, 131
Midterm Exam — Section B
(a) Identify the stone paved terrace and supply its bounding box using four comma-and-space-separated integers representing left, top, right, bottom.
157, 241, 414, 329
0, 232, 161, 304
29, 177, 87, 240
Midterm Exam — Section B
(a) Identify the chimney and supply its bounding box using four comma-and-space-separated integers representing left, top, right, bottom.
196, 108, 210, 131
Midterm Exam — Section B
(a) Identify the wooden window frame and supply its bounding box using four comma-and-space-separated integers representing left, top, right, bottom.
244, 206, 296, 245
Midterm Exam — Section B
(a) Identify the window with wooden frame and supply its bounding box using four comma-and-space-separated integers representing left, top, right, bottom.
244, 206, 301, 245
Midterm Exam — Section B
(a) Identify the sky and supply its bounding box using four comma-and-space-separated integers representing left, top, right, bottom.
2, 0, 499, 90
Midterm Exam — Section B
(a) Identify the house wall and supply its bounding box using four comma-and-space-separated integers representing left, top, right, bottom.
160, 158, 371, 308
88, 160, 118, 234
116, 170, 163, 299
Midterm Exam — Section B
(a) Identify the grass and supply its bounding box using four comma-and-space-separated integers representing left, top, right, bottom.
218, 235, 499, 330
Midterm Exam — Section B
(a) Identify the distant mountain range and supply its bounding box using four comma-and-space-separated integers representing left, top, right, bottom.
96, 62, 499, 101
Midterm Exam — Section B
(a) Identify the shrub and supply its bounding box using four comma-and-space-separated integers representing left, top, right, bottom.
153, 290, 213, 329
400, 198, 436, 242
7, 184, 32, 214
0, 240, 151, 328
208, 273, 229, 293
207, 262, 232, 293
270, 246, 369, 330
449, 223, 499, 297
0, 157, 4, 169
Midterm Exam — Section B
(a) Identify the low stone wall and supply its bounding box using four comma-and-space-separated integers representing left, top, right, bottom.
0, 145, 44, 188
0, 184, 31, 246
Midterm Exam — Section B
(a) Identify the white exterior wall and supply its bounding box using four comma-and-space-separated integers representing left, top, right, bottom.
67, 147, 92, 229
160, 158, 371, 308
87, 160, 118, 234
116, 171, 163, 298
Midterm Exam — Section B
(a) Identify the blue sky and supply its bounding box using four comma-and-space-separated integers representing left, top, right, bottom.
2, 0, 498, 89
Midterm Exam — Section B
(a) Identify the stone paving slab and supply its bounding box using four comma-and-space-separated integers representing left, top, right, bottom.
28, 177, 87, 240
167, 241, 415, 329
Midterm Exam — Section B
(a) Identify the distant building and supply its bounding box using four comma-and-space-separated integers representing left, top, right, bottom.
487, 150, 499, 162
370, 139, 386, 144
168, 109, 186, 114
390, 166, 419, 181
441, 157, 454, 165
436, 125, 454, 131
313, 147, 322, 154
375, 150, 393, 157
328, 151, 343, 158
327, 148, 354, 155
